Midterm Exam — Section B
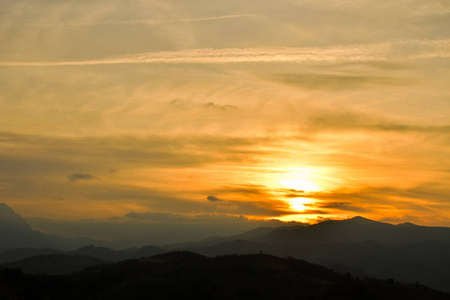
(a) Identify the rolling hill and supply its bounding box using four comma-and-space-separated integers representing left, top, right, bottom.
1, 252, 449, 300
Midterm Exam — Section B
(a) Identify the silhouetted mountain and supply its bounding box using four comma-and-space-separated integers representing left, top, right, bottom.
254, 217, 450, 245
397, 222, 418, 228
346, 216, 378, 224
70, 245, 166, 262
130, 245, 166, 258
0, 203, 29, 228
176, 216, 450, 249
71, 245, 125, 262
0, 254, 106, 275
188, 240, 267, 257
164, 225, 300, 250
2, 207, 450, 294
163, 217, 450, 293
1, 252, 449, 299
0, 203, 108, 252
0, 245, 167, 267
0, 248, 64, 264
0, 203, 50, 252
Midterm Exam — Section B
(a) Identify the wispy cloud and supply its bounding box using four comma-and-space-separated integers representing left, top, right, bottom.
106, 14, 256, 26
67, 173, 96, 183
0, 45, 387, 66
305, 184, 450, 215
309, 112, 450, 133
2, 39, 448, 67
15, 14, 256, 27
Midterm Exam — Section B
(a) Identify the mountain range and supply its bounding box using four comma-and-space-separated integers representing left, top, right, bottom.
0, 203, 108, 252
169, 216, 450, 293
1, 203, 450, 293
2, 252, 450, 300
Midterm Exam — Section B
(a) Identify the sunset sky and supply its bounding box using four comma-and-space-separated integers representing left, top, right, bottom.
1, 0, 450, 241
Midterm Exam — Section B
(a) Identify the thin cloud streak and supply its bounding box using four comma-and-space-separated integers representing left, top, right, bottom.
0, 46, 389, 66
107, 14, 257, 25
15, 14, 256, 27
2, 40, 449, 67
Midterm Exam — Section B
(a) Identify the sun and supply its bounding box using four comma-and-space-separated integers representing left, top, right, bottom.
280, 178, 320, 192
290, 197, 313, 211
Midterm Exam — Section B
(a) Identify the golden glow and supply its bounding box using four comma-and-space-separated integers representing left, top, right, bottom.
2, 0, 450, 229
290, 197, 313, 211
278, 213, 323, 223
280, 178, 320, 192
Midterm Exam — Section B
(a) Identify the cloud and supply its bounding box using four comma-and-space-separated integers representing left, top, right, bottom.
207, 196, 222, 202
305, 183, 450, 217
103, 14, 257, 26
309, 111, 450, 134
2, 39, 449, 67
271, 73, 409, 90
25, 211, 295, 245
284, 192, 306, 198
67, 173, 96, 182
0, 131, 271, 170
204, 102, 238, 111
212, 184, 268, 196
13, 14, 256, 27
219, 199, 296, 217
312, 201, 370, 213
0, 46, 385, 66
169, 99, 238, 112
204, 192, 296, 217
1, 0, 449, 231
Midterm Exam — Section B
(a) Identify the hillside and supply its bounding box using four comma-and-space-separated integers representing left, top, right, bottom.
168, 217, 450, 293
1, 252, 449, 300
0, 254, 106, 275
2, 205, 450, 294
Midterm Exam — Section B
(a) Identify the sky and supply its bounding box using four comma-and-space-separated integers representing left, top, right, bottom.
1, 0, 450, 242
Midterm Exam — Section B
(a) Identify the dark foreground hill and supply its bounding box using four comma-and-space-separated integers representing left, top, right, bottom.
1, 252, 449, 300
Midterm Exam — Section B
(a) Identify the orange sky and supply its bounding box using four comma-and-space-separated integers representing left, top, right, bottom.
1, 0, 450, 239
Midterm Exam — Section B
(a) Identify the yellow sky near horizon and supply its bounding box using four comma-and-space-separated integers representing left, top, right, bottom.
1, 0, 450, 234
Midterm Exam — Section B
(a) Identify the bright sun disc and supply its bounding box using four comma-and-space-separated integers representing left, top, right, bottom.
290, 197, 313, 211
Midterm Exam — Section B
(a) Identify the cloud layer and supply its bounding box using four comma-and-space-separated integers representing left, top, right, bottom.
1, 0, 450, 235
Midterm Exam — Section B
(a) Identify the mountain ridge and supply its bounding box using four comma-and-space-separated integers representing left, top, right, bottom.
1, 252, 449, 300
2, 204, 450, 293
0, 203, 112, 252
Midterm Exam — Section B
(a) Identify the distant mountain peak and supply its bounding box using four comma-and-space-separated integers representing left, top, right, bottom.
397, 222, 418, 227
0, 203, 29, 226
0, 203, 16, 214
346, 216, 377, 224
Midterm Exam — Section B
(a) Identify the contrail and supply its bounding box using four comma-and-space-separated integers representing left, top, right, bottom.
0, 45, 391, 67
1, 40, 448, 67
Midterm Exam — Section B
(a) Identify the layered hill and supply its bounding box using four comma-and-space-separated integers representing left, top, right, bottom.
2, 204, 450, 293
0, 245, 166, 267
1, 252, 449, 300
167, 217, 450, 293
1, 254, 107, 275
